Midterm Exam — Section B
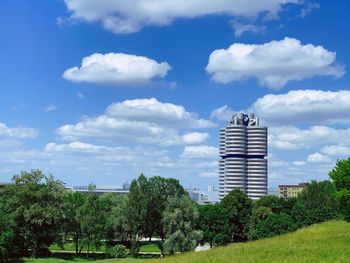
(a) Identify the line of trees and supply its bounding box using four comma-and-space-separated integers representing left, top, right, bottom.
0, 172, 200, 259
1, 157, 350, 260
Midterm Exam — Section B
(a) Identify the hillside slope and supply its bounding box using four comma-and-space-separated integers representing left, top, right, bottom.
147, 220, 350, 263
24, 220, 350, 263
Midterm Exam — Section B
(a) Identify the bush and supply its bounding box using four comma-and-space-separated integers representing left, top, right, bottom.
106, 244, 128, 258
250, 212, 296, 240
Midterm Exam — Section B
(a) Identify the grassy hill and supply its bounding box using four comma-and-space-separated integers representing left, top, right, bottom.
23, 220, 350, 263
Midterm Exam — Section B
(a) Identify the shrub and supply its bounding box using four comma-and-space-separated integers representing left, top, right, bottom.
106, 244, 128, 258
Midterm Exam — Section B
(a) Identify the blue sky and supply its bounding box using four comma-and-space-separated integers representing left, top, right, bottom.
1, 0, 350, 190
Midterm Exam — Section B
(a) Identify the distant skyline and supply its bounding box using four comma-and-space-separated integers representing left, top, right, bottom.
1, 1, 350, 190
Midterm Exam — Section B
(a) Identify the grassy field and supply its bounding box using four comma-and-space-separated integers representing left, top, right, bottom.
22, 220, 350, 263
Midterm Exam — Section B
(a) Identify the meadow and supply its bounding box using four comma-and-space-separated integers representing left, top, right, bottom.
21, 220, 350, 263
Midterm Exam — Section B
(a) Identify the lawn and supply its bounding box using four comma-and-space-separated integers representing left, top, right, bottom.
21, 220, 350, 263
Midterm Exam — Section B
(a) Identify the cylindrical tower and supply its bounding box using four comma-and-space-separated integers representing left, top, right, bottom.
219, 128, 226, 157
225, 126, 247, 155
218, 113, 268, 200
219, 159, 226, 199
247, 127, 267, 157
247, 158, 268, 199
225, 157, 246, 194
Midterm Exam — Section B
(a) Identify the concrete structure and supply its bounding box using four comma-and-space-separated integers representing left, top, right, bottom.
219, 113, 268, 200
278, 183, 307, 198
187, 187, 210, 204
66, 183, 130, 196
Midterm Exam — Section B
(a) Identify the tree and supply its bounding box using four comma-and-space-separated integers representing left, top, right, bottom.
292, 180, 339, 227
0, 207, 14, 260
248, 206, 273, 240
251, 212, 295, 239
147, 176, 187, 240
78, 185, 106, 257
163, 196, 202, 255
329, 158, 350, 221
62, 191, 86, 255
99, 193, 122, 246
125, 174, 187, 256
198, 204, 231, 247
2, 170, 66, 257
112, 195, 133, 243
127, 174, 150, 257
219, 189, 252, 242
253, 195, 295, 215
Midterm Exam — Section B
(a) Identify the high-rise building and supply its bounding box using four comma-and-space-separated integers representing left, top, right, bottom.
219, 113, 268, 200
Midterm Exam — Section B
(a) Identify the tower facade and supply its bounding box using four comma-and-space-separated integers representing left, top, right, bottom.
219, 113, 267, 200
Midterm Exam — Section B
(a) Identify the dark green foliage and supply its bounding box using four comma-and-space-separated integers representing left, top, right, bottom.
99, 193, 122, 245
106, 244, 128, 258
163, 196, 202, 254
253, 195, 295, 215
78, 185, 106, 257
2, 170, 66, 257
292, 180, 339, 227
329, 158, 350, 221
250, 212, 296, 240
127, 174, 151, 257
147, 176, 187, 240
62, 191, 86, 255
198, 204, 231, 247
0, 207, 14, 260
219, 189, 252, 242
248, 206, 274, 240
125, 174, 187, 256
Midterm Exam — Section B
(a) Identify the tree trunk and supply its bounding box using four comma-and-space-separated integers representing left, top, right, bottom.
75, 237, 79, 255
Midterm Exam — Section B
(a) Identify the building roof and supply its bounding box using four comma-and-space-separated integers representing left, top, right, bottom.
278, 183, 307, 188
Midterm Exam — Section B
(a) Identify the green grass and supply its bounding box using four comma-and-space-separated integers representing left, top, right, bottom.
22, 220, 350, 263
50, 243, 107, 252
139, 244, 161, 253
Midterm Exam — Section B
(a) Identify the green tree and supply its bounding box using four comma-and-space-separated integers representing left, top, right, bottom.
329, 158, 350, 221
198, 204, 231, 247
219, 189, 252, 242
147, 176, 187, 241
112, 195, 133, 243
292, 180, 339, 227
2, 170, 66, 257
99, 193, 122, 246
251, 212, 295, 239
127, 174, 150, 257
78, 185, 106, 257
253, 195, 295, 215
248, 206, 273, 240
62, 191, 86, 255
0, 207, 14, 260
125, 174, 187, 256
163, 196, 202, 255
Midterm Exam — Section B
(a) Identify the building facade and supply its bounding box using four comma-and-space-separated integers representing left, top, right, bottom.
219, 113, 268, 200
278, 183, 307, 198
66, 183, 130, 196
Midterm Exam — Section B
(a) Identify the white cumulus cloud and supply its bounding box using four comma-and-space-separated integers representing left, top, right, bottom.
210, 105, 235, 121
307, 152, 332, 163
181, 145, 218, 158
206, 37, 344, 89
181, 132, 209, 145
321, 145, 350, 156
251, 90, 350, 125
63, 53, 171, 85
269, 126, 350, 150
0, 122, 38, 139
58, 98, 215, 146
63, 0, 300, 34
